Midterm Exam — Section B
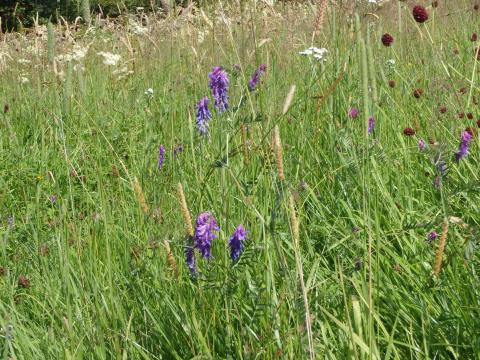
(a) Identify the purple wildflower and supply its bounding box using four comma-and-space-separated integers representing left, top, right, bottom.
427, 231, 438, 243
455, 131, 473, 162
353, 226, 361, 234
368, 116, 375, 135
193, 212, 220, 259
349, 107, 359, 119
229, 225, 248, 262
248, 64, 266, 91
49, 195, 57, 203
433, 175, 441, 189
196, 96, 212, 136
158, 145, 166, 170
185, 244, 196, 275
418, 139, 426, 152
209, 66, 229, 112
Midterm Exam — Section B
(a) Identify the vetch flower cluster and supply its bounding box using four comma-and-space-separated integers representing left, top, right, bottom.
209, 66, 229, 112
248, 64, 267, 91
455, 131, 473, 162
196, 96, 212, 136
229, 225, 247, 262
193, 212, 220, 259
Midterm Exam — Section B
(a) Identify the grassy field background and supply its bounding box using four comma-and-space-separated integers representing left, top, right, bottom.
1, 0, 479, 358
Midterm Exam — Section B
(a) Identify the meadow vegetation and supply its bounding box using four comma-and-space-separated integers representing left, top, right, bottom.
0, 0, 479, 358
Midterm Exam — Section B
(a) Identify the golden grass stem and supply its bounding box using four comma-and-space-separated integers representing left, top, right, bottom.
273, 126, 285, 182
433, 218, 449, 277
177, 183, 194, 237
133, 176, 150, 215
163, 240, 179, 278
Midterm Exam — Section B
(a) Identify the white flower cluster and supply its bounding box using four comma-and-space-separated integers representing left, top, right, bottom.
97, 52, 121, 66
299, 47, 328, 61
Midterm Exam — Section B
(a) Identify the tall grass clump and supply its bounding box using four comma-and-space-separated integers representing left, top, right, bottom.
0, 1, 479, 359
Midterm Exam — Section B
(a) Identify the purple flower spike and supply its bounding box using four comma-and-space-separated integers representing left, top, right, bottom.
248, 64, 267, 91
193, 212, 220, 259
49, 195, 57, 204
185, 244, 196, 275
209, 66, 229, 112
349, 108, 359, 119
368, 116, 375, 135
229, 225, 248, 262
196, 96, 212, 136
455, 131, 473, 162
418, 139, 426, 152
427, 231, 438, 243
158, 145, 165, 170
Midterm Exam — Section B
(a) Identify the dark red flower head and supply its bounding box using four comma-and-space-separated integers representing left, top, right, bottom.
413, 5, 429, 23
477, 119, 480, 127
432, 1, 438, 8
458, 112, 465, 119
439, 106, 447, 113
474, 4, 479, 11
388, 80, 396, 88
472, 33, 478, 42
18, 275, 30, 289
381, 33, 394, 47
467, 112, 474, 120
413, 88, 424, 98
476, 47, 480, 61
459, 87, 467, 95
403, 127, 415, 136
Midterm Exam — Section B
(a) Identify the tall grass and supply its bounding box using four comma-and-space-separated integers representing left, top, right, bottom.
0, 1, 479, 358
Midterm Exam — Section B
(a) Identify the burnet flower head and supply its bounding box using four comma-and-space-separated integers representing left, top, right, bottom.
209, 66, 229, 112
229, 225, 247, 262
196, 96, 212, 136
193, 212, 220, 259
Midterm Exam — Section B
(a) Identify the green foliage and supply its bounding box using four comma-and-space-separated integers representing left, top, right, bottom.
0, 2, 479, 359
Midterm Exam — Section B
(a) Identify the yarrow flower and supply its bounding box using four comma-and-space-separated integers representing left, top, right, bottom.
158, 145, 165, 170
209, 66, 229, 112
381, 33, 394, 47
455, 131, 473, 162
299, 47, 328, 61
248, 64, 267, 91
368, 116, 375, 135
412, 5, 429, 23
196, 96, 212, 136
97, 51, 121, 66
348, 107, 359, 119
229, 225, 247, 262
193, 212, 220, 259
